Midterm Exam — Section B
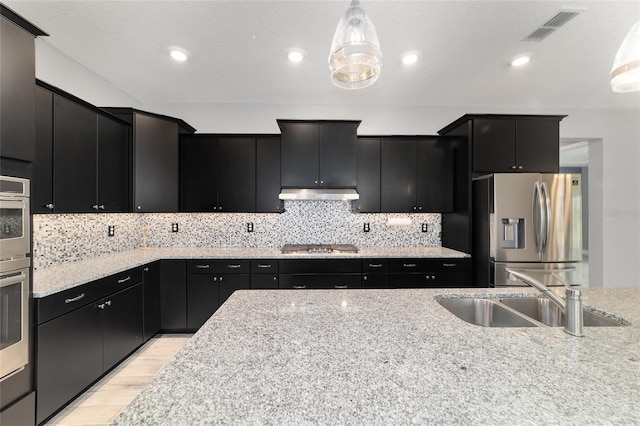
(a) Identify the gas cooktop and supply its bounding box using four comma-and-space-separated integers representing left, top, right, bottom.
280, 244, 359, 254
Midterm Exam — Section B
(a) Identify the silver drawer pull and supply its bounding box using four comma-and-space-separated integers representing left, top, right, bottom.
196, 264, 210, 269
403, 263, 417, 268
334, 285, 348, 289
293, 285, 306, 289
368, 263, 383, 268
64, 293, 85, 304
227, 264, 242, 269
117, 276, 131, 284
257, 264, 272, 268
443, 263, 456, 267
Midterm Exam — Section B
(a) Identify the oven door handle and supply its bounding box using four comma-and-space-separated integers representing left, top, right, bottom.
0, 272, 25, 288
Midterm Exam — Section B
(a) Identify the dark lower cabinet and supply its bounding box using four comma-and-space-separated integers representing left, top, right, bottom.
219, 274, 251, 306
251, 260, 279, 289
279, 259, 361, 289
186, 274, 219, 329
160, 260, 187, 330
36, 302, 104, 424
102, 284, 144, 371
142, 262, 161, 342
390, 272, 470, 288
389, 258, 472, 288
362, 259, 389, 288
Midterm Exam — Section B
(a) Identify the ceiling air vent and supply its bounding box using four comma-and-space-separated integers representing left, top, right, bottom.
522, 10, 582, 42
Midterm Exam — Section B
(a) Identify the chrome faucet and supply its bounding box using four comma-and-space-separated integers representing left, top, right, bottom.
505, 268, 583, 337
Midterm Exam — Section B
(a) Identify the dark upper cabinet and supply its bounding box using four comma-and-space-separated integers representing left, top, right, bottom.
104, 108, 195, 213
53, 94, 98, 213
34, 84, 130, 213
355, 137, 381, 213
279, 120, 360, 187
381, 137, 454, 213
180, 135, 256, 212
439, 114, 565, 174
256, 137, 283, 213
0, 11, 45, 162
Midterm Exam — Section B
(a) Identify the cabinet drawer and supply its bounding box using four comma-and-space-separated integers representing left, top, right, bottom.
389, 258, 470, 273
35, 267, 142, 325
187, 260, 250, 274
279, 274, 361, 289
390, 272, 471, 288
250, 260, 279, 274
362, 259, 389, 273
279, 259, 360, 274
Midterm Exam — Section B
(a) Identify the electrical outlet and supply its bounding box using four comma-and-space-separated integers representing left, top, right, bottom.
171, 223, 179, 233
421, 223, 428, 232
363, 223, 370, 232
247, 222, 254, 232
108, 225, 115, 237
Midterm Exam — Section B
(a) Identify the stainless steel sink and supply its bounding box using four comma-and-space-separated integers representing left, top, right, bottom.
437, 298, 538, 327
499, 297, 625, 327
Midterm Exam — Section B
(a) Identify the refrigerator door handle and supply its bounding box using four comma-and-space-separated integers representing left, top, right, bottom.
541, 181, 551, 253
532, 181, 545, 253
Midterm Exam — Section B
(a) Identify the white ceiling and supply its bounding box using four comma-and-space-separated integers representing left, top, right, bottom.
6, 0, 640, 110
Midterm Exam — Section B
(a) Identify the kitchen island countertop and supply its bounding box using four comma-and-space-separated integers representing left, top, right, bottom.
33, 246, 469, 297
114, 287, 640, 425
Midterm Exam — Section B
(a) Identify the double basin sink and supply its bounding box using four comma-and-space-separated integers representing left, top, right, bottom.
437, 296, 628, 328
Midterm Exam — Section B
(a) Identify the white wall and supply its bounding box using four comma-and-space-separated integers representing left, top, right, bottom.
35, 44, 640, 288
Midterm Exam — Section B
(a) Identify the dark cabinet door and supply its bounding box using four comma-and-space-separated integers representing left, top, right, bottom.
142, 263, 161, 342
381, 138, 416, 212
160, 260, 187, 330
186, 274, 219, 330
472, 119, 516, 173
516, 119, 559, 173
280, 122, 319, 187
355, 137, 381, 212
218, 274, 251, 306
218, 138, 255, 212
251, 274, 279, 289
0, 16, 36, 162
180, 136, 218, 212
36, 303, 103, 424
134, 114, 179, 212
416, 139, 454, 212
97, 114, 129, 212
362, 273, 389, 288
53, 95, 97, 213
256, 137, 283, 213
102, 284, 143, 371
319, 123, 357, 186
34, 86, 54, 213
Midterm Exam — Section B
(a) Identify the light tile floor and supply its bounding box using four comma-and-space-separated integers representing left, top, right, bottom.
44, 334, 192, 426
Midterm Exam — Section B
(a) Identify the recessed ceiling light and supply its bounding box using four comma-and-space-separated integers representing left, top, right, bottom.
402, 52, 420, 65
287, 49, 305, 63
510, 55, 531, 67
169, 48, 189, 62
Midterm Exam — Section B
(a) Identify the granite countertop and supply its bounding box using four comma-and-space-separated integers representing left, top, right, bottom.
32, 246, 469, 298
114, 287, 640, 425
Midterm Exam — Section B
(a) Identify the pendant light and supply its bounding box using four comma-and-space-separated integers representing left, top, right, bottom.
328, 0, 382, 89
610, 20, 640, 93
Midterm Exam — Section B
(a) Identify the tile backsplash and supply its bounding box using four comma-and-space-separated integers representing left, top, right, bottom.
32, 201, 441, 269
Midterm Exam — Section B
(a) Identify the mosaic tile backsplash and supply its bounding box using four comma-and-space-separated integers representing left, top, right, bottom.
32, 201, 441, 269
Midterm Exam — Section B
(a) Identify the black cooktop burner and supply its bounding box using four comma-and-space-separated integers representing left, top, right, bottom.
281, 244, 359, 254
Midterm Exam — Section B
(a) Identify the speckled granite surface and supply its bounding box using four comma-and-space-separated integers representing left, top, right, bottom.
32, 246, 469, 298
114, 288, 639, 425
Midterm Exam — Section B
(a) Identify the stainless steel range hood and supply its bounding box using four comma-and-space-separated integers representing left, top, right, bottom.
278, 188, 359, 201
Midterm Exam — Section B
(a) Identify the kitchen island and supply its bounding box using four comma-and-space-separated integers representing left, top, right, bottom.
114, 287, 640, 425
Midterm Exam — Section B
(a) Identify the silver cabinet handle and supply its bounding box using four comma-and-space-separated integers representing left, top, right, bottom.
517, 165, 524, 170
98, 303, 106, 309
92, 204, 99, 210
363, 276, 368, 281
99, 205, 105, 210
257, 264, 272, 268
105, 300, 112, 306
272, 276, 277, 281
368, 263, 383, 268
227, 264, 242, 269
45, 203, 54, 210
334, 285, 348, 289
143, 267, 149, 272
219, 277, 223, 282
443, 263, 456, 267
219, 206, 223, 211
64, 293, 85, 304
403, 263, 417, 268
196, 264, 210, 269
293, 285, 306, 289
117, 276, 131, 284
511, 165, 518, 170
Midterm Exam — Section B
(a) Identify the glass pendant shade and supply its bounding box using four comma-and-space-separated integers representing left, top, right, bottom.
328, 0, 382, 89
611, 20, 640, 93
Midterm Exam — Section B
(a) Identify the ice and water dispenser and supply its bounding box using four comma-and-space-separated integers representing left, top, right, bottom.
501, 218, 524, 249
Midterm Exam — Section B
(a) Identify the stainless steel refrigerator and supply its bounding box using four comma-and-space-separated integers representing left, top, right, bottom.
473, 173, 582, 287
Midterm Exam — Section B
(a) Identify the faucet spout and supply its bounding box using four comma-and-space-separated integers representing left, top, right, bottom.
505, 268, 583, 337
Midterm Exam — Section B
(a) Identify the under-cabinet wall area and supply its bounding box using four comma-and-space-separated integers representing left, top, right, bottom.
32, 202, 442, 269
